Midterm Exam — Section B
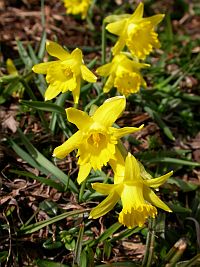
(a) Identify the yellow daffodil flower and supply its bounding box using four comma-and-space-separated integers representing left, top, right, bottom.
90, 153, 173, 228
6, 58, 18, 76
106, 2, 164, 59
32, 41, 97, 103
53, 96, 143, 183
6, 59, 24, 98
63, 0, 91, 19
96, 53, 149, 95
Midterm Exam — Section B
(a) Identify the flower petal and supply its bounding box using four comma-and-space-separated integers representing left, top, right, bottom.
81, 65, 97, 83
124, 153, 141, 182
92, 183, 116, 195
130, 2, 144, 20
6, 59, 18, 75
89, 190, 119, 219
32, 62, 53, 74
112, 36, 126, 55
92, 96, 126, 127
46, 41, 69, 60
71, 76, 81, 104
53, 131, 82, 159
109, 147, 125, 184
96, 62, 113, 77
106, 18, 127, 36
77, 163, 91, 184
103, 74, 115, 93
144, 14, 165, 26
111, 125, 144, 139
44, 83, 62, 101
66, 107, 93, 129
71, 48, 83, 65
143, 186, 172, 212
144, 171, 173, 188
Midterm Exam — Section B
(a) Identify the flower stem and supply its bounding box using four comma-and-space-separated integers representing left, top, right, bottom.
142, 217, 156, 267
101, 20, 107, 65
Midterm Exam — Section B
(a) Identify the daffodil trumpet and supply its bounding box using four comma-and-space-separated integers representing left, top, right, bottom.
90, 153, 173, 229
53, 96, 143, 183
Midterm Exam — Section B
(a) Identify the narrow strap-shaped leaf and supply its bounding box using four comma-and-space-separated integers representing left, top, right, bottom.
17, 128, 78, 193
20, 100, 65, 114
20, 209, 88, 234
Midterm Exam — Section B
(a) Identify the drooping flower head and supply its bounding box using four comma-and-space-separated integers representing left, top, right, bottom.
32, 41, 97, 103
106, 3, 164, 59
96, 53, 149, 95
90, 153, 173, 229
63, 0, 91, 19
53, 96, 143, 183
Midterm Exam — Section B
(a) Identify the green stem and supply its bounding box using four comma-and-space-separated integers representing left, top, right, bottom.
142, 218, 156, 267
41, 0, 45, 29
101, 20, 107, 65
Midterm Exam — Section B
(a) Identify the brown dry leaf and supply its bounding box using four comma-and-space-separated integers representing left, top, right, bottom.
121, 241, 146, 255
2, 115, 19, 133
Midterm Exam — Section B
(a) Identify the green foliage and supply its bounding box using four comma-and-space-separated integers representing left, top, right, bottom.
1, 0, 200, 266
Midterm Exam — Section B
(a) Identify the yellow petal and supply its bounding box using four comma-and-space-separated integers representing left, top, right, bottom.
119, 210, 147, 228
32, 62, 53, 74
143, 186, 172, 212
89, 190, 119, 219
6, 58, 18, 75
144, 171, 173, 188
124, 153, 141, 182
46, 41, 69, 60
80, 65, 97, 83
44, 83, 62, 101
66, 107, 93, 129
71, 48, 83, 65
106, 19, 127, 36
109, 147, 125, 184
111, 125, 144, 139
112, 36, 126, 55
77, 163, 91, 184
92, 96, 126, 127
53, 131, 82, 159
145, 14, 165, 26
96, 62, 113, 77
92, 183, 116, 195
71, 76, 81, 104
130, 2, 144, 20
103, 74, 115, 93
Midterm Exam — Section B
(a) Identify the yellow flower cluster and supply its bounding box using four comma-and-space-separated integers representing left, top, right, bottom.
32, 3, 172, 229
63, 0, 92, 19
97, 2, 164, 96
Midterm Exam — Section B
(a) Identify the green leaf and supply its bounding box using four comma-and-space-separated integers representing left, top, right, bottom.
73, 224, 85, 266
9, 169, 65, 192
96, 262, 140, 267
20, 100, 65, 114
35, 259, 70, 267
167, 177, 198, 192
89, 222, 122, 246
16, 39, 33, 69
144, 106, 175, 141
38, 31, 47, 60
9, 129, 78, 193
147, 157, 200, 167
0, 251, 9, 263
20, 209, 88, 234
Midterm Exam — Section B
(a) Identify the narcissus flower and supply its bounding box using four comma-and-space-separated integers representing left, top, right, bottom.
90, 153, 173, 228
106, 2, 164, 59
32, 41, 97, 103
96, 53, 149, 95
53, 96, 143, 183
63, 0, 91, 19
